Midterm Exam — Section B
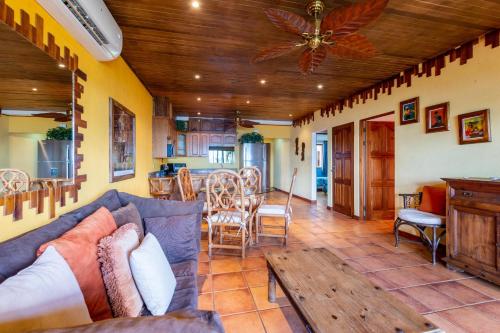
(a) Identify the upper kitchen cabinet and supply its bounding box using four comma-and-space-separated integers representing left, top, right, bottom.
152, 97, 176, 158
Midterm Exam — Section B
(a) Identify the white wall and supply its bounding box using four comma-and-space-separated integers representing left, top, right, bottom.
291, 39, 500, 216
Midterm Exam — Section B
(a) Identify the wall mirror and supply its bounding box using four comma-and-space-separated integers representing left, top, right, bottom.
0, 21, 74, 196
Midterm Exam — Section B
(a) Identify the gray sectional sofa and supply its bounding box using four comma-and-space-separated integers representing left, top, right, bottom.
0, 190, 224, 333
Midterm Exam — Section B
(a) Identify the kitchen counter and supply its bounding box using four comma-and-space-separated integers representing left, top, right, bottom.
149, 168, 237, 178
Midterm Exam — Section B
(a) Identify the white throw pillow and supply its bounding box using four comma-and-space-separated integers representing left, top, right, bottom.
0, 246, 92, 333
129, 233, 177, 316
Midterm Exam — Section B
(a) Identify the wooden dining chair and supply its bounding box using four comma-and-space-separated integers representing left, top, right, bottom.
206, 170, 251, 258
177, 167, 197, 202
148, 177, 176, 200
256, 168, 297, 245
0, 169, 30, 194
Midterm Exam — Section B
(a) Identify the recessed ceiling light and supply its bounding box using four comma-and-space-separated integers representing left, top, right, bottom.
194, 74, 201, 80
32, 88, 38, 92
58, 63, 66, 68
289, 114, 293, 117
197, 97, 202, 102
191, 1, 200, 9
246, 100, 250, 104
317, 84, 324, 90
197, 112, 201, 115
260, 79, 267, 85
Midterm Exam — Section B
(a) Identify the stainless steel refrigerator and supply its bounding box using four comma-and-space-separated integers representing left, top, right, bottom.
239, 143, 271, 191
37, 140, 73, 179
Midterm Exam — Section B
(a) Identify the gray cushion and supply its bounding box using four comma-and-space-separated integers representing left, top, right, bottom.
117, 193, 204, 250
144, 215, 199, 264
0, 215, 78, 283
112, 203, 144, 239
32, 309, 224, 333
63, 190, 122, 222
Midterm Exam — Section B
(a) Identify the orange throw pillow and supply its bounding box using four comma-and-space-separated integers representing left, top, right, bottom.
419, 186, 447, 216
38, 207, 117, 321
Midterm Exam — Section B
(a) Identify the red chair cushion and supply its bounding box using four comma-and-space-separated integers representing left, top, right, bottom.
419, 186, 447, 216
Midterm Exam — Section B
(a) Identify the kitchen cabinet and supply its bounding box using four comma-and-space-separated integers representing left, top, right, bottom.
177, 133, 187, 156
152, 116, 176, 158
443, 178, 500, 285
209, 133, 224, 146
187, 133, 209, 157
224, 134, 237, 146
189, 118, 202, 132
200, 133, 210, 156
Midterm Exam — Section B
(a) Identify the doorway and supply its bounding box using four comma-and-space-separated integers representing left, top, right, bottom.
315, 131, 328, 207
360, 112, 395, 220
331, 123, 354, 217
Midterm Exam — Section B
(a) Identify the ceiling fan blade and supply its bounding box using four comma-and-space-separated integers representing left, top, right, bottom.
264, 8, 314, 36
252, 41, 303, 63
239, 123, 255, 129
241, 120, 259, 126
298, 46, 327, 75
34, 112, 64, 118
326, 33, 377, 59
321, 0, 388, 37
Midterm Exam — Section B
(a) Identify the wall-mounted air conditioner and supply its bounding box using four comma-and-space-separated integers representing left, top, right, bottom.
37, 0, 123, 61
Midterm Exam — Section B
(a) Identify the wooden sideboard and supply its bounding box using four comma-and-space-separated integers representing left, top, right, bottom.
442, 178, 500, 285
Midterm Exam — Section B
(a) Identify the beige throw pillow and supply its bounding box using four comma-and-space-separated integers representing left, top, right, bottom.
98, 223, 144, 317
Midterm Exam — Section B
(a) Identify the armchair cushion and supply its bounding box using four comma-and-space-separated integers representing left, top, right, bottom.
419, 186, 447, 216
398, 208, 445, 226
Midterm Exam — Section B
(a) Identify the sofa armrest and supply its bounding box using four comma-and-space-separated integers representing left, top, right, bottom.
33, 310, 224, 333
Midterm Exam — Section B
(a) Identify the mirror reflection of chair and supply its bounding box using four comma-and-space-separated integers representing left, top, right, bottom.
0, 169, 30, 194
206, 170, 251, 258
256, 168, 297, 245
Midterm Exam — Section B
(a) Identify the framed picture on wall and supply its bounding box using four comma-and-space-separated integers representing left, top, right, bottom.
399, 97, 419, 125
109, 98, 136, 182
458, 109, 491, 145
425, 102, 449, 133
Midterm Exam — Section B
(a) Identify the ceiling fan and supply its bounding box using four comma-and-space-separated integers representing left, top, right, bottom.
253, 0, 388, 74
227, 111, 260, 129
35, 111, 72, 122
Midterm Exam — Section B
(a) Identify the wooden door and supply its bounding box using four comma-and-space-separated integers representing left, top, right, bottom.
188, 133, 200, 156
366, 121, 395, 220
200, 133, 210, 156
332, 123, 354, 217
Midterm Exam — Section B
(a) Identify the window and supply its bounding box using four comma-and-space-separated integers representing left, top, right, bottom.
209, 146, 235, 164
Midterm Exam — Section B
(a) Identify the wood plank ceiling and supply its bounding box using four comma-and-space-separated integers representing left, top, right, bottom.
105, 0, 500, 120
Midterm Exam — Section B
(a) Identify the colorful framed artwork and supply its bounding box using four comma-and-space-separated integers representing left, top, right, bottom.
109, 98, 136, 182
399, 97, 419, 125
458, 109, 491, 145
425, 102, 449, 133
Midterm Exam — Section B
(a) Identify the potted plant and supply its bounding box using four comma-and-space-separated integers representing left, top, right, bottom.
46, 127, 73, 140
239, 132, 264, 143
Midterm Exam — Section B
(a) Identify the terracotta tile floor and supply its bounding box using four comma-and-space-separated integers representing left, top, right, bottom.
198, 192, 500, 333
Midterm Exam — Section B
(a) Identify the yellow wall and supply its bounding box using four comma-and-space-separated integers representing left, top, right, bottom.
0, 118, 9, 168
290, 39, 500, 219
0, 0, 153, 242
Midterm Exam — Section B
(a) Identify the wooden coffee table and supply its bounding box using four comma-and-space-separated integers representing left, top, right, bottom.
265, 248, 443, 333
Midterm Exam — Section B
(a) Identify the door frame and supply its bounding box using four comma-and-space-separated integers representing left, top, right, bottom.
331, 122, 355, 217
359, 111, 395, 220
